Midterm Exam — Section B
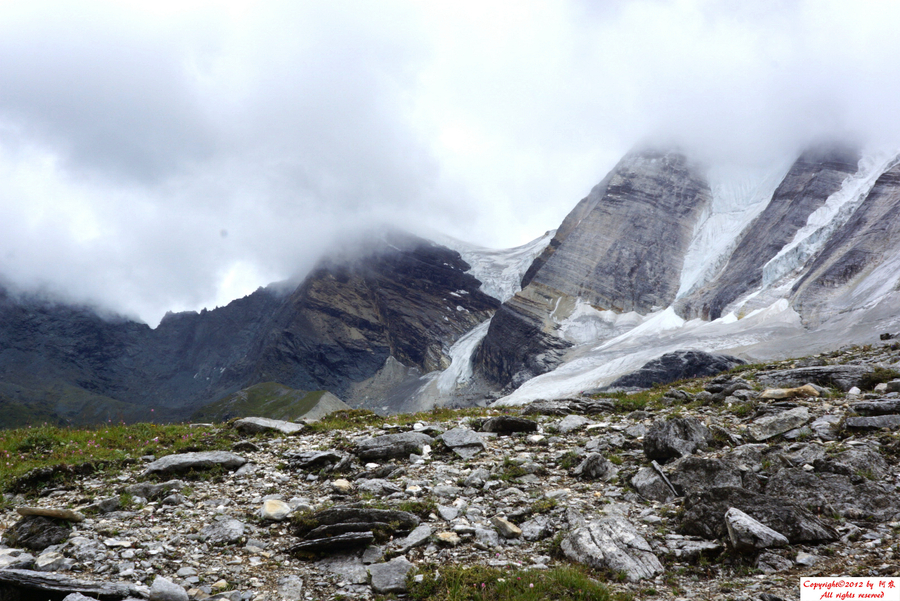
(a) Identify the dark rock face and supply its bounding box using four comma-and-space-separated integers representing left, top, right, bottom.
0, 231, 498, 422
2, 516, 72, 551
679, 486, 838, 543
478, 149, 712, 387
610, 351, 745, 389
791, 161, 900, 322
678, 144, 861, 320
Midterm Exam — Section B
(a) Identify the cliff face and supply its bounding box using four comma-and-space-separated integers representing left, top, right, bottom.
790, 160, 900, 323
477, 149, 712, 388
0, 232, 498, 423
676, 145, 862, 320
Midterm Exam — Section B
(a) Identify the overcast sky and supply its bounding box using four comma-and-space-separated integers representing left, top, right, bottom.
1, 0, 899, 326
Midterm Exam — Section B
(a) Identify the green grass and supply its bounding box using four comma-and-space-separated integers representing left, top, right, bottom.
858, 367, 900, 391
0, 422, 233, 493
191, 383, 330, 422
304, 409, 387, 432
405, 564, 629, 601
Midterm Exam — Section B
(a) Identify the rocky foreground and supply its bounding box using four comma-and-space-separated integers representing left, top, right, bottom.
2, 344, 900, 601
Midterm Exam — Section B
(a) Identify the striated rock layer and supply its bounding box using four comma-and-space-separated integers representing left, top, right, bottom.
677, 144, 861, 320
478, 149, 712, 387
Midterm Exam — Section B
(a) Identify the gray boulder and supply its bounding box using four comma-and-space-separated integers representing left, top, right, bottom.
292, 506, 420, 540
394, 525, 433, 554
561, 516, 663, 582
643, 417, 711, 462
368, 557, 414, 594
143, 452, 246, 476
125, 479, 185, 501
724, 507, 789, 552
813, 447, 889, 480
284, 450, 351, 472
149, 576, 189, 601
0, 549, 35, 570
354, 432, 433, 461
234, 417, 304, 435
480, 416, 538, 434
523, 398, 615, 416
440, 427, 487, 458
199, 517, 245, 545
631, 467, 677, 503
766, 468, 899, 522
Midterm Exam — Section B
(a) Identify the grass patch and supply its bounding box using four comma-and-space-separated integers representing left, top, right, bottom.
305, 409, 386, 432
398, 499, 438, 519
0, 422, 231, 493
858, 367, 900, 391
406, 564, 628, 601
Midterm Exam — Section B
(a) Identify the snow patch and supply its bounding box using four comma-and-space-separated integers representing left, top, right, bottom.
495, 300, 802, 407
435, 318, 492, 394
557, 299, 643, 345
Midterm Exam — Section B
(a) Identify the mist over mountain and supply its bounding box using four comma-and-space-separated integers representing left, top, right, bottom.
5, 140, 900, 425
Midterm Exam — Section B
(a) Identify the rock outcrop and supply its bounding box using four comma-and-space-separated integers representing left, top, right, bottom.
477, 149, 712, 388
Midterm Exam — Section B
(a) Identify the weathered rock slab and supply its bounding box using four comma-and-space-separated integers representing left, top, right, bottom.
354, 432, 434, 461
2, 516, 72, 551
679, 486, 837, 543
368, 557, 413, 594
440, 427, 487, 458
561, 516, 663, 582
234, 417, 304, 435
747, 407, 809, 441
725, 507, 789, 552
0, 569, 146, 601
16, 507, 84, 522
143, 452, 246, 476
844, 415, 900, 430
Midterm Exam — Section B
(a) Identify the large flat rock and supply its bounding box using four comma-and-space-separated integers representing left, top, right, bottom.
143, 452, 247, 476
0, 569, 146, 601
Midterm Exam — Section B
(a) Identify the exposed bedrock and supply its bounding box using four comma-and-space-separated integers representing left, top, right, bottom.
478, 148, 712, 387
677, 144, 861, 321
791, 160, 900, 323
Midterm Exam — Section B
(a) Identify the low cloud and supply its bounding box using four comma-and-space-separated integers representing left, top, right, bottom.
1, 0, 898, 325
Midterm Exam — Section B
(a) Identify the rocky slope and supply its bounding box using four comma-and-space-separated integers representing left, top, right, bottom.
2, 343, 899, 601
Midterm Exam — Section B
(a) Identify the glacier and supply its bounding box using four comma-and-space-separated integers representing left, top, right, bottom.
761, 149, 900, 288
437, 231, 554, 302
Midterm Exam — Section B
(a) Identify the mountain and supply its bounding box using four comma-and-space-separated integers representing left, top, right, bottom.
5, 142, 900, 424
0, 231, 498, 423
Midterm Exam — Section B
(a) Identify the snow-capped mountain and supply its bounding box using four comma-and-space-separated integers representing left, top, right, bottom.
4, 141, 900, 424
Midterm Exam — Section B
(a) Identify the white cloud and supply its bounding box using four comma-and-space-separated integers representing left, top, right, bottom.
1, 0, 899, 325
